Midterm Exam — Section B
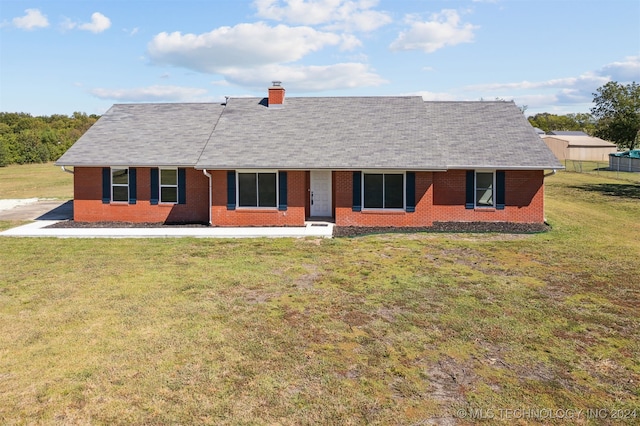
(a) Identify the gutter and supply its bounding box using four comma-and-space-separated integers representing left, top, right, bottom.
544, 169, 557, 177
61, 166, 74, 174
202, 169, 212, 226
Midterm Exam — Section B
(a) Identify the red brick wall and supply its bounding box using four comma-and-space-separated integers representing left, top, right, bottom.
72, 167, 545, 226
210, 170, 306, 226
431, 170, 544, 223
334, 170, 545, 226
73, 167, 209, 223
334, 171, 434, 227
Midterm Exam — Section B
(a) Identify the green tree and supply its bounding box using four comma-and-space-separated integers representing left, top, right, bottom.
527, 113, 595, 134
0, 111, 99, 165
0, 138, 10, 167
591, 81, 640, 150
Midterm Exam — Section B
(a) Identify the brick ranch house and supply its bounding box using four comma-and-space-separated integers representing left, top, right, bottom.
55, 83, 562, 227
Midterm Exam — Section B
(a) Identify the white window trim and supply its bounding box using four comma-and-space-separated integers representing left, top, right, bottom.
159, 167, 178, 204
475, 170, 496, 208
362, 170, 406, 211
111, 167, 129, 203
236, 169, 279, 209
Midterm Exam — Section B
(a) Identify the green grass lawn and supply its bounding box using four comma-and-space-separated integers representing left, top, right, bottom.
0, 162, 74, 199
0, 162, 74, 231
0, 169, 639, 424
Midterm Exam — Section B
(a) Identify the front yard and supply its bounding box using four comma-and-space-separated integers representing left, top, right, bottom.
0, 169, 638, 424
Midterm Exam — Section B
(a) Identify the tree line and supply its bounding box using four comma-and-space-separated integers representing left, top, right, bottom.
0, 82, 637, 167
0, 112, 99, 167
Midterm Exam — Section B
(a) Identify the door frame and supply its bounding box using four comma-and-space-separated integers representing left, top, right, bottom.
309, 170, 332, 218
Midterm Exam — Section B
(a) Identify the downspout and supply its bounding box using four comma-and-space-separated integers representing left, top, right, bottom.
542, 169, 557, 225
61, 166, 74, 174
202, 169, 212, 226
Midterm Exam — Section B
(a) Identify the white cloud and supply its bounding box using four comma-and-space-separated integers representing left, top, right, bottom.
459, 69, 616, 113
79, 12, 111, 33
12, 9, 49, 30
597, 56, 640, 82
62, 12, 112, 33
253, 0, 392, 32
221, 62, 387, 91
147, 20, 383, 92
464, 73, 609, 92
148, 22, 345, 73
60, 17, 77, 32
339, 33, 362, 50
390, 9, 478, 53
88, 85, 210, 102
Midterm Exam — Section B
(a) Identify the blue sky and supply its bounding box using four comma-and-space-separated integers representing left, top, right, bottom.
1, 0, 638, 117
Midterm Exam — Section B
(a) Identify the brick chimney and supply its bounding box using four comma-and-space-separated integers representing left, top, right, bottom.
268, 81, 285, 107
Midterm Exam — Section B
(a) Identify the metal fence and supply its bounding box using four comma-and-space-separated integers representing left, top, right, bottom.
564, 159, 640, 182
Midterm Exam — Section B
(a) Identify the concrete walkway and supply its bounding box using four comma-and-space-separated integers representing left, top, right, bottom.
1, 220, 334, 238
0, 199, 334, 238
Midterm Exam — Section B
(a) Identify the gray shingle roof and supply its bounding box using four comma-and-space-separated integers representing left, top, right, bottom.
422, 101, 562, 169
56, 103, 224, 167
197, 96, 446, 170
56, 97, 562, 170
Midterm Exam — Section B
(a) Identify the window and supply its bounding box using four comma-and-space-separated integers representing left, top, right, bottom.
475, 171, 494, 207
111, 168, 129, 202
160, 168, 178, 203
238, 172, 277, 208
363, 173, 404, 209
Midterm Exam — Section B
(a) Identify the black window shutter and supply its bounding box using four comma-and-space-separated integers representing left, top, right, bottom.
352, 171, 362, 211
150, 168, 159, 205
406, 172, 416, 212
102, 168, 111, 204
178, 168, 187, 204
227, 171, 236, 210
465, 170, 475, 209
129, 168, 137, 204
496, 170, 505, 210
278, 171, 287, 211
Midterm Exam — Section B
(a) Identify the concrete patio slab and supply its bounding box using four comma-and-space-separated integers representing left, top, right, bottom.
1, 198, 333, 238
0, 219, 334, 238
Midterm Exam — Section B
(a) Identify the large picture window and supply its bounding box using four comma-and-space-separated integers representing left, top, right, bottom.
363, 173, 404, 209
111, 168, 129, 202
238, 172, 277, 208
160, 168, 178, 203
475, 171, 494, 207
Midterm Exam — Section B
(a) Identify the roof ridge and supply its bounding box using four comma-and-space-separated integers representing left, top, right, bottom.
195, 104, 226, 165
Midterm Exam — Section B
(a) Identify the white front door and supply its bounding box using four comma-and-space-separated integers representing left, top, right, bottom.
310, 170, 332, 217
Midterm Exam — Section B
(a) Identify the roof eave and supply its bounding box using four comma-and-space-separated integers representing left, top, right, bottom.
446, 165, 565, 170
